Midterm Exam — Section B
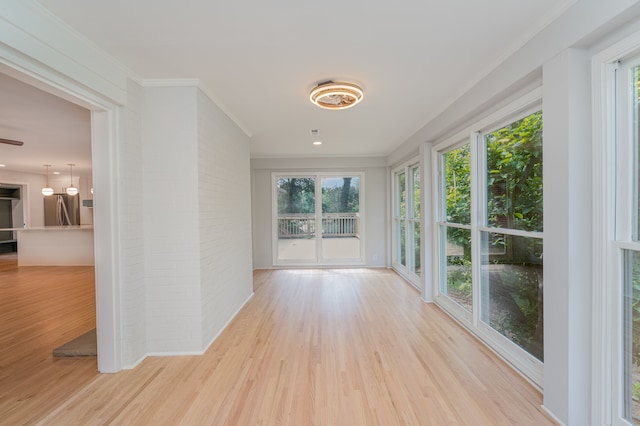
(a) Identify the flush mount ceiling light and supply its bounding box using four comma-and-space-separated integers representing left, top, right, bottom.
309, 81, 363, 110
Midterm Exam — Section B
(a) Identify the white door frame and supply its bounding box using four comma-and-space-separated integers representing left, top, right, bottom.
0, 52, 123, 372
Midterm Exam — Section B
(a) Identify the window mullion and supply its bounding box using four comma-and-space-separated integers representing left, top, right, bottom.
478, 226, 543, 239
471, 131, 482, 327
406, 165, 413, 272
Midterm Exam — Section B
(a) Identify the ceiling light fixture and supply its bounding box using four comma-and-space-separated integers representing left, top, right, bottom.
66, 163, 78, 196
313, 141, 322, 146
309, 81, 363, 110
42, 164, 54, 196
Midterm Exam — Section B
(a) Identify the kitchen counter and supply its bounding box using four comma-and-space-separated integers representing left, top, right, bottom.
15, 226, 94, 266
11, 225, 94, 231
0, 225, 94, 231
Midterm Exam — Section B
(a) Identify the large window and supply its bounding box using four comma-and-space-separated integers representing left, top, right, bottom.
611, 54, 640, 425
434, 104, 543, 386
480, 112, 544, 362
273, 173, 363, 265
439, 143, 472, 312
392, 161, 421, 287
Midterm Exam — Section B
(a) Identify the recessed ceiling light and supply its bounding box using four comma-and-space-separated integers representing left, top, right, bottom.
313, 141, 322, 146
310, 81, 363, 110
52, 171, 60, 175
0, 164, 5, 167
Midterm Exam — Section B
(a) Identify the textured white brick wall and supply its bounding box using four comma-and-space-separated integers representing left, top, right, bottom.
142, 85, 202, 353
197, 89, 253, 347
119, 79, 147, 366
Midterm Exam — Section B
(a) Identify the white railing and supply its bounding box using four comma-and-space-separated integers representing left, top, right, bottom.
322, 213, 359, 238
278, 214, 316, 238
278, 213, 359, 239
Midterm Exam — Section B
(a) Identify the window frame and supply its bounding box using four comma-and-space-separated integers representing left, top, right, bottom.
392, 158, 422, 288
592, 29, 640, 425
435, 140, 474, 323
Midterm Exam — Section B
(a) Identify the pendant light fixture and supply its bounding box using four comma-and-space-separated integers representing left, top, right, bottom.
42, 164, 54, 196
66, 163, 78, 196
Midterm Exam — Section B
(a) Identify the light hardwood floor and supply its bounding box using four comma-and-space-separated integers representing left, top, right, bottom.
1, 263, 555, 425
0, 252, 98, 425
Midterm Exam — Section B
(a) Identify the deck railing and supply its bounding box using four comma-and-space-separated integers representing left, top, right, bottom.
321, 213, 359, 238
278, 213, 359, 239
278, 214, 316, 238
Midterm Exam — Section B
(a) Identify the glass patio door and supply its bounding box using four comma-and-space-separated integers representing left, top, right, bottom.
275, 176, 317, 262
273, 173, 363, 265
321, 176, 361, 261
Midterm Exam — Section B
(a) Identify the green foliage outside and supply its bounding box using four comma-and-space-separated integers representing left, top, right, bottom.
629, 251, 640, 423
322, 177, 359, 213
277, 177, 360, 214
277, 178, 315, 214
443, 111, 544, 360
486, 111, 543, 232
397, 168, 421, 271
444, 145, 471, 226
631, 65, 640, 424
277, 177, 360, 238
443, 145, 472, 307
398, 172, 406, 217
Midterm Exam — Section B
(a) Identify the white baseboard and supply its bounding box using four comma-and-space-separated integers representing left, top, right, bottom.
202, 291, 254, 353
122, 291, 255, 366
541, 404, 566, 426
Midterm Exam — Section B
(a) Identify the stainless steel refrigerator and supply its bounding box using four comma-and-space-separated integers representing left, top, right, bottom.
44, 194, 80, 226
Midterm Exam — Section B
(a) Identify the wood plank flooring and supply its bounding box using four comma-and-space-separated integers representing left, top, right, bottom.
1, 265, 555, 425
0, 252, 98, 425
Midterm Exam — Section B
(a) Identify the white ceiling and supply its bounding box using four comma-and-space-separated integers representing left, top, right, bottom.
1, 0, 575, 175
0, 72, 91, 176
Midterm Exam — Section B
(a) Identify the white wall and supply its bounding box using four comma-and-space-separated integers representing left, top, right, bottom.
197, 88, 253, 347
142, 85, 203, 353
542, 48, 592, 425
141, 83, 254, 356
120, 79, 147, 367
251, 156, 387, 269
0, 170, 45, 227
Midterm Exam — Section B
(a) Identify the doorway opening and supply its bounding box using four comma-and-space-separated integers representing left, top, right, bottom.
0, 183, 24, 253
0, 68, 98, 367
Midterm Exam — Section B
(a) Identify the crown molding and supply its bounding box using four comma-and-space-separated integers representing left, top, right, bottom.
141, 78, 200, 87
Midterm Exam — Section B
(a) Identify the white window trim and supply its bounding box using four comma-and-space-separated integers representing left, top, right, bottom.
592, 28, 640, 425
391, 158, 422, 289
271, 171, 365, 267
431, 88, 544, 389
433, 139, 475, 325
